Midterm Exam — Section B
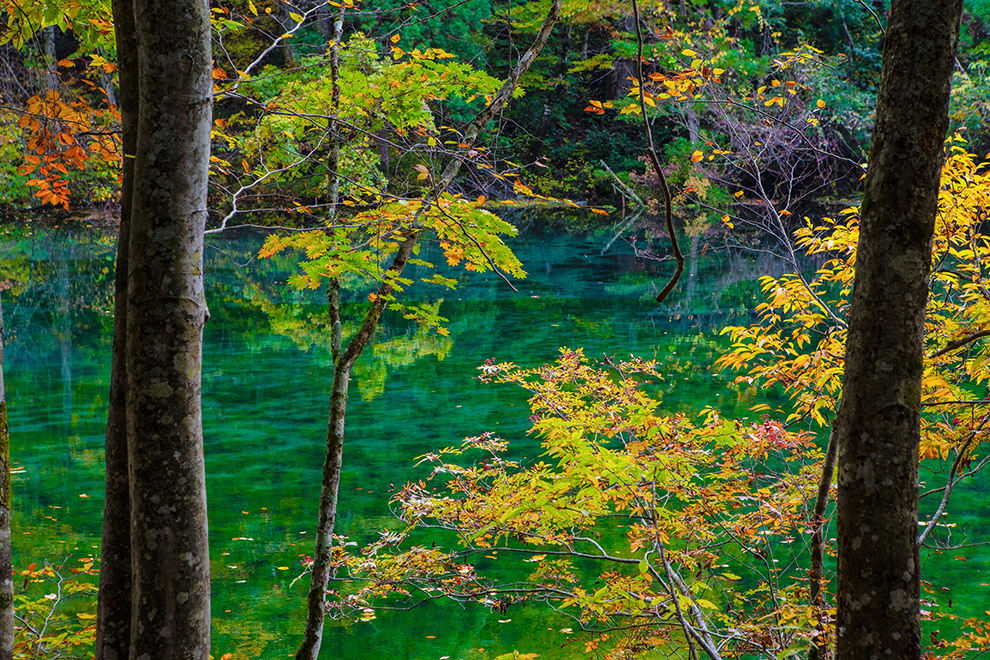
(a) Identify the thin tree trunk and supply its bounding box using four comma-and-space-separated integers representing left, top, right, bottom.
41, 26, 58, 90
326, 2, 345, 219
0, 292, 13, 660
58, 244, 73, 433
833, 0, 962, 656
294, 3, 562, 657
685, 103, 700, 146
93, 2, 137, 655
113, 0, 213, 655
295, 234, 419, 660
807, 410, 839, 660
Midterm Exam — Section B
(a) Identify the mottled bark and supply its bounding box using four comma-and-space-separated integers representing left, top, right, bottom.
93, 1, 137, 656
97, 0, 213, 657
0, 293, 13, 660
833, 0, 962, 656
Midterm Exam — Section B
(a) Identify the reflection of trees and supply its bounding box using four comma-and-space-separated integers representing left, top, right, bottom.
0, 227, 116, 362
353, 315, 453, 402
204, 243, 457, 402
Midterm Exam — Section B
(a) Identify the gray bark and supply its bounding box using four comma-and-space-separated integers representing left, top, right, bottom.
833, 0, 963, 656
41, 26, 58, 89
96, 0, 213, 657
94, 1, 137, 656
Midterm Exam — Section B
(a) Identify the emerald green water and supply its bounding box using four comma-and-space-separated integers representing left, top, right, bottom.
2, 219, 986, 658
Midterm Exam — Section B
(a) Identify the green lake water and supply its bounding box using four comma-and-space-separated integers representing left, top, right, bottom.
1, 217, 987, 658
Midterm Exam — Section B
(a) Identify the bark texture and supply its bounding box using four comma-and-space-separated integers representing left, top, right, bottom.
94, 1, 137, 656
96, 0, 213, 657
833, 0, 962, 656
0, 293, 12, 660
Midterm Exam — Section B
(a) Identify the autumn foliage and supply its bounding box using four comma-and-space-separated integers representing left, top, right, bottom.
309, 141, 990, 659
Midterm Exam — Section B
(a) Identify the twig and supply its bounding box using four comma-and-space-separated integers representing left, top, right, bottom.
631, 0, 684, 304
931, 329, 990, 359
599, 159, 645, 208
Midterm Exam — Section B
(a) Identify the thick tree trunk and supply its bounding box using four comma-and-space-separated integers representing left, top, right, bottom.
125, 0, 213, 655
833, 0, 962, 656
0, 293, 12, 660
93, 1, 137, 656
96, 0, 213, 656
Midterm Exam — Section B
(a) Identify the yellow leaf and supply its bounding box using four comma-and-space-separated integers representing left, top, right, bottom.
681, 48, 697, 57
390, 33, 401, 43
289, 12, 304, 22
77, 612, 96, 620
691, 150, 703, 163
816, 99, 826, 108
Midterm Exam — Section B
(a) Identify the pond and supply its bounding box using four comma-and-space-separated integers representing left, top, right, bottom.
1, 216, 983, 658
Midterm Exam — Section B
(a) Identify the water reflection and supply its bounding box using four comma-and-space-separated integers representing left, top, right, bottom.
1, 218, 788, 658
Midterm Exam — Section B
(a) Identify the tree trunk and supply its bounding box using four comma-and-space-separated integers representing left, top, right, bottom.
0, 292, 12, 660
96, 0, 213, 656
833, 0, 963, 656
93, 1, 137, 656
41, 26, 58, 90
293, 3, 562, 657
295, 234, 420, 660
